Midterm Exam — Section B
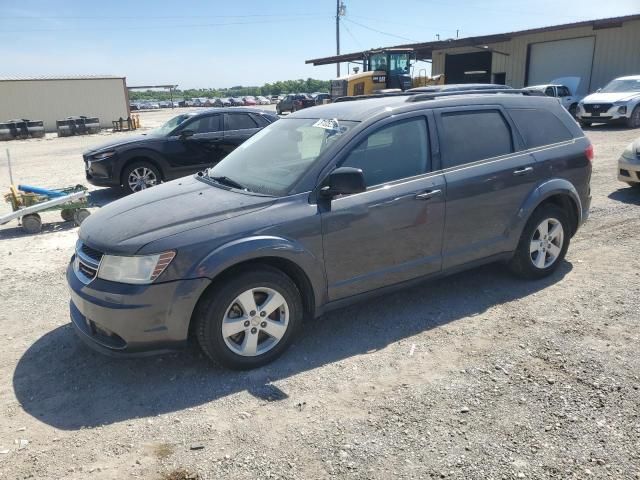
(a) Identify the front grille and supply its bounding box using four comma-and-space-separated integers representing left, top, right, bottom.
583, 103, 613, 114
81, 243, 103, 262
75, 240, 103, 284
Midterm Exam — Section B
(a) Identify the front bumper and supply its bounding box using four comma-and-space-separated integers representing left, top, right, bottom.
618, 157, 640, 184
84, 154, 120, 187
67, 259, 210, 356
577, 104, 629, 123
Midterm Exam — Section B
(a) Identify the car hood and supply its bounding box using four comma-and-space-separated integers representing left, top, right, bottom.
80, 176, 276, 254
84, 133, 158, 155
582, 91, 640, 103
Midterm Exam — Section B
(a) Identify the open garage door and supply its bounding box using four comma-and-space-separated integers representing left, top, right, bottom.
444, 51, 492, 84
527, 37, 595, 95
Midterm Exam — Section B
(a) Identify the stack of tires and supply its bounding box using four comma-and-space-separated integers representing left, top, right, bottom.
56, 116, 100, 137
0, 119, 45, 141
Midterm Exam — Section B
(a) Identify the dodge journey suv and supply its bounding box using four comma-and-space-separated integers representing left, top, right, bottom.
68, 91, 592, 369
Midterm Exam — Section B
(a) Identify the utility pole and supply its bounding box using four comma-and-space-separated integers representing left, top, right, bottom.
336, 0, 346, 77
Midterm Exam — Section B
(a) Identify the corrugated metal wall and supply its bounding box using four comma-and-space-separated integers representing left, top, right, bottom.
0, 78, 129, 132
431, 18, 640, 91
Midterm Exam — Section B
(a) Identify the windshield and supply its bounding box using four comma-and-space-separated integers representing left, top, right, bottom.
206, 118, 358, 196
389, 53, 410, 74
369, 53, 387, 71
150, 114, 193, 136
601, 78, 640, 93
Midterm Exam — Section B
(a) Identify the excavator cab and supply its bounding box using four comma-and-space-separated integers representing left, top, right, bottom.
330, 48, 415, 99
364, 49, 413, 91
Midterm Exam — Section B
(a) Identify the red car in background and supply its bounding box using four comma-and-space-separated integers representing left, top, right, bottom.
243, 96, 257, 106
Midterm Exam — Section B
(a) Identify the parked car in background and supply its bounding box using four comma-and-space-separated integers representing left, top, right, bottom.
276, 93, 315, 114
159, 101, 171, 108
70, 91, 591, 369
271, 95, 280, 103
256, 96, 271, 105
230, 97, 244, 106
185, 100, 195, 107
313, 93, 331, 105
577, 75, 640, 128
82, 108, 279, 194
129, 103, 141, 111
618, 136, 640, 186
243, 96, 257, 106
524, 83, 582, 117
193, 98, 207, 107
214, 98, 233, 107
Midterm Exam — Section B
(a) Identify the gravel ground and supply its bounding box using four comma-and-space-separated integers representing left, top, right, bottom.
0, 110, 639, 480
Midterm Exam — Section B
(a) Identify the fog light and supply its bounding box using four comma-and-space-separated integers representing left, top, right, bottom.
618, 106, 627, 114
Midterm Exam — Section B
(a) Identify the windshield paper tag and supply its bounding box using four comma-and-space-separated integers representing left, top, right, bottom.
313, 118, 345, 136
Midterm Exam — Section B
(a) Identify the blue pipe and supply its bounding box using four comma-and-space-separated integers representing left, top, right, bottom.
17, 184, 66, 197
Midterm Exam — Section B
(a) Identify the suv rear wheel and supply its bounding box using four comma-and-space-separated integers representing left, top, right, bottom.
194, 266, 303, 369
508, 204, 570, 279
122, 161, 160, 194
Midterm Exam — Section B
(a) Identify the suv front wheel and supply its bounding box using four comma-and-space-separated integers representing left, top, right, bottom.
508, 204, 570, 279
194, 266, 303, 369
122, 161, 161, 194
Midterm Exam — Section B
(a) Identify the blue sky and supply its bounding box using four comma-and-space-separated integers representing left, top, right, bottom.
0, 0, 637, 89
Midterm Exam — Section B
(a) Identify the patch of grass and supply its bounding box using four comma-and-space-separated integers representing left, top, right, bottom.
152, 443, 174, 460
161, 468, 201, 480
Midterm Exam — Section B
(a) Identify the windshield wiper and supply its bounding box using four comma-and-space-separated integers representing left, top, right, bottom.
210, 175, 247, 190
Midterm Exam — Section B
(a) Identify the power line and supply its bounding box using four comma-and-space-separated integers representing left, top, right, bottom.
341, 20, 363, 49
343, 18, 418, 43
0, 13, 326, 20
0, 16, 331, 33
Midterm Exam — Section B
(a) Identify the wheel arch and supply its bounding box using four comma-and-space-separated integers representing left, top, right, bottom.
118, 151, 168, 185
509, 179, 582, 245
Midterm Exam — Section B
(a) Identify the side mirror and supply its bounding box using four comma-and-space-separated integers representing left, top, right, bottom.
320, 167, 366, 197
596, 88, 602, 93
179, 129, 195, 139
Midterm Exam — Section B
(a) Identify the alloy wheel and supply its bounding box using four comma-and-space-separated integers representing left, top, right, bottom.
221, 287, 289, 357
529, 218, 564, 269
128, 167, 158, 192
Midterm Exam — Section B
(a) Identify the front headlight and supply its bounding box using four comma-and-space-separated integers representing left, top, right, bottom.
92, 150, 116, 161
622, 143, 639, 161
97, 251, 176, 284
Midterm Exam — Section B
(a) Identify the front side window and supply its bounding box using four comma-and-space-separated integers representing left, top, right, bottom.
152, 114, 194, 136
557, 86, 570, 97
340, 118, 429, 188
389, 53, 410, 74
544, 87, 555, 97
184, 115, 221, 134
207, 118, 357, 196
225, 113, 258, 131
439, 110, 513, 168
369, 53, 387, 71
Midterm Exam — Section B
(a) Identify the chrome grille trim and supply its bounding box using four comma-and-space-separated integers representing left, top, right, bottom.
74, 240, 102, 285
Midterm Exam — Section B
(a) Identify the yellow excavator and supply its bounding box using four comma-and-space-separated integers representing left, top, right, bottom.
330, 48, 444, 98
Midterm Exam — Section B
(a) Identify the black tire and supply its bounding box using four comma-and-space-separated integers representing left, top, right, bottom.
578, 119, 592, 128
194, 266, 303, 369
73, 208, 91, 226
22, 214, 42, 234
276, 107, 281, 115
508, 204, 571, 280
568, 103, 578, 118
60, 208, 74, 222
121, 161, 161, 194
626, 105, 640, 129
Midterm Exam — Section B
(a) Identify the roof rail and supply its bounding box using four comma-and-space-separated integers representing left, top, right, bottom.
333, 92, 416, 103
405, 88, 544, 102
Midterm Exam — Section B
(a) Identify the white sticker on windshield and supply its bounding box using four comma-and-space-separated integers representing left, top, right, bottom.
312, 118, 346, 136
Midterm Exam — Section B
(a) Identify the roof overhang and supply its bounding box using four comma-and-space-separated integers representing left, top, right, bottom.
306, 13, 640, 66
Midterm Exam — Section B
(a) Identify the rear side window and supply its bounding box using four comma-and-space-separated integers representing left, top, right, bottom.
508, 108, 573, 148
439, 110, 513, 168
225, 113, 258, 131
250, 113, 271, 127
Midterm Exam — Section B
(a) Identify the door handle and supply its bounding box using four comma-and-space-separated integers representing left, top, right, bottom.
415, 189, 442, 200
513, 167, 534, 176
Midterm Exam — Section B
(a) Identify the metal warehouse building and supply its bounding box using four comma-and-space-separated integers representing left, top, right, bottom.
0, 75, 129, 132
307, 14, 640, 96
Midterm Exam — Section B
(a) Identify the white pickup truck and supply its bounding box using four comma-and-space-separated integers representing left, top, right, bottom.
525, 83, 582, 117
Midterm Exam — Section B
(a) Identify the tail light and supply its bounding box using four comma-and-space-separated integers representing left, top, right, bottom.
585, 143, 594, 162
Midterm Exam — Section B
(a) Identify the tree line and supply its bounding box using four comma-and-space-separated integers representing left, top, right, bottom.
129, 78, 330, 101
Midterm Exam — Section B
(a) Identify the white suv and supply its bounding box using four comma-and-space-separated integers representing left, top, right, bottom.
577, 75, 640, 128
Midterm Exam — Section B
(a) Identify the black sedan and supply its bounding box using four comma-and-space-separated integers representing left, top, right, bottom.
83, 108, 278, 194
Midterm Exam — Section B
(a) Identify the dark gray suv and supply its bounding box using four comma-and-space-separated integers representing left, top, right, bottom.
68, 92, 592, 369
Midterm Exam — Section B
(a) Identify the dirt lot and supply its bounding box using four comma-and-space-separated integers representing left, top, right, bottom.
1, 110, 639, 480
